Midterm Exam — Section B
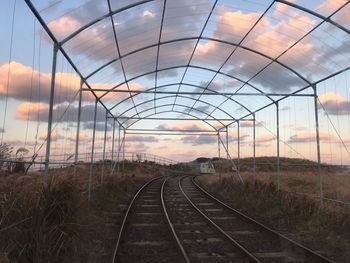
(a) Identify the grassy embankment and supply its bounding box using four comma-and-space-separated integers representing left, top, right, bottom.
0, 162, 162, 262
199, 157, 350, 262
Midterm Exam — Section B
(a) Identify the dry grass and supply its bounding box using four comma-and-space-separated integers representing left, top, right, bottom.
198, 168, 350, 261
0, 161, 161, 262
209, 170, 350, 204
212, 157, 350, 204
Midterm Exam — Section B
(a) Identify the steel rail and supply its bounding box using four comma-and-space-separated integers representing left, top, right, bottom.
161, 177, 191, 263
191, 176, 335, 263
111, 176, 163, 263
178, 176, 261, 263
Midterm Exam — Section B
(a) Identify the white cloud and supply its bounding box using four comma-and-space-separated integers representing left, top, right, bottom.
143, 10, 155, 18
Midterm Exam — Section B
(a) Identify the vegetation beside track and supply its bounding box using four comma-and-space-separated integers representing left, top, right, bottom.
198, 175, 350, 262
0, 162, 163, 262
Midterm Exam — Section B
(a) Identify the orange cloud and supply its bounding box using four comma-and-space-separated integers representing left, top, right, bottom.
0, 62, 144, 106
318, 92, 350, 115
288, 131, 338, 143
273, 0, 297, 18
256, 135, 276, 144
48, 16, 81, 41
39, 130, 65, 142
93, 82, 143, 102
0, 62, 79, 103
156, 122, 211, 131
15, 102, 48, 120
215, 9, 268, 42
316, 0, 349, 16
193, 7, 316, 91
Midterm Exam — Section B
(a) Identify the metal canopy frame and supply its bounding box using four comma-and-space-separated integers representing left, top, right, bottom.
25, 0, 350, 205
109, 85, 251, 116
25, 0, 350, 130
122, 104, 225, 130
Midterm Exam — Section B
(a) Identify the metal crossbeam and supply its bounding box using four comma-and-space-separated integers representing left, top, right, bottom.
172, 0, 219, 110
207, 1, 349, 120
154, 0, 167, 113
116, 95, 236, 124
107, 0, 140, 118
275, 0, 350, 36
110, 117, 244, 121
186, 1, 276, 114
120, 103, 225, 129
84, 88, 313, 97
24, 0, 123, 128
126, 132, 217, 136
59, 0, 156, 45
108, 81, 250, 116
127, 128, 217, 133
86, 36, 314, 87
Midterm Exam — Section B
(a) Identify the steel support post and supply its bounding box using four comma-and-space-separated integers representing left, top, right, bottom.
123, 129, 126, 171
117, 126, 121, 173
116, 126, 121, 173
74, 80, 83, 178
217, 129, 243, 183
101, 111, 108, 184
218, 132, 221, 180
237, 121, 241, 179
276, 102, 280, 191
226, 127, 229, 159
44, 44, 58, 188
313, 85, 324, 207
253, 113, 256, 181
88, 99, 98, 202
111, 119, 116, 169
218, 132, 221, 159
110, 123, 120, 176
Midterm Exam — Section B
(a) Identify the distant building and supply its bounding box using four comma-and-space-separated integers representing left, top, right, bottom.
199, 161, 215, 174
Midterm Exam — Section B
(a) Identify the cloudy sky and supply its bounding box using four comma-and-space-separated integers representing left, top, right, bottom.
0, 0, 349, 164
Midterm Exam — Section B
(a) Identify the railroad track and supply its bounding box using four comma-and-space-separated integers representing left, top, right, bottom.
112, 175, 334, 263
180, 175, 334, 263
112, 176, 184, 263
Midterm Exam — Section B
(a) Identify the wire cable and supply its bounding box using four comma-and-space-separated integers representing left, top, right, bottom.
1, 0, 17, 143
318, 99, 350, 158
34, 29, 43, 154
25, 18, 37, 148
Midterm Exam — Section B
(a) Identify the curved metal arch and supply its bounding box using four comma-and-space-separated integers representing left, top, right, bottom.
109, 82, 253, 115
126, 109, 223, 130
59, 0, 157, 46
59, 0, 350, 47
123, 104, 223, 130
86, 36, 311, 88
275, 0, 350, 36
117, 94, 237, 124
100, 64, 275, 104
